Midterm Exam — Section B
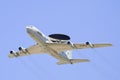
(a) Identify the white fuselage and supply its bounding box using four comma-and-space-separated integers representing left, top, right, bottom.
26, 26, 72, 63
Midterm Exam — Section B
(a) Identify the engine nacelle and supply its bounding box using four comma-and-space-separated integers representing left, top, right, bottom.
86, 42, 90, 45
10, 50, 16, 54
18, 47, 26, 53
18, 47, 24, 51
86, 42, 94, 48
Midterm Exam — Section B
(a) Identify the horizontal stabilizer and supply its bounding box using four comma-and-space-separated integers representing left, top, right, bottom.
70, 59, 90, 63
57, 59, 90, 65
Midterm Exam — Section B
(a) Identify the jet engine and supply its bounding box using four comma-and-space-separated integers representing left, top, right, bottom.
10, 50, 16, 54
18, 47, 26, 53
18, 47, 24, 51
86, 42, 94, 48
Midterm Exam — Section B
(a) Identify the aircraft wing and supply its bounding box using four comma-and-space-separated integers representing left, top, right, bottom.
8, 44, 46, 58
46, 43, 112, 53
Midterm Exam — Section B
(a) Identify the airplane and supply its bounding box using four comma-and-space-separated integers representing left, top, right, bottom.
8, 25, 112, 65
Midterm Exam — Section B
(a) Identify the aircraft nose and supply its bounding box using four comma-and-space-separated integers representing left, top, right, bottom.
26, 27, 31, 31
26, 25, 34, 31
26, 25, 37, 30
26, 27, 31, 30
26, 25, 39, 34
26, 26, 32, 29
26, 26, 33, 33
26, 25, 37, 33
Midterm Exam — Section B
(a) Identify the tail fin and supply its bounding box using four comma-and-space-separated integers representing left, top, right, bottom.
57, 59, 90, 65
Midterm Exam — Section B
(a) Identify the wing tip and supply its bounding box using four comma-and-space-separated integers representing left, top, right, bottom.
8, 55, 13, 58
108, 43, 113, 47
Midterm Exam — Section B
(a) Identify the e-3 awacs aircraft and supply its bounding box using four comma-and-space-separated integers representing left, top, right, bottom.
8, 26, 112, 65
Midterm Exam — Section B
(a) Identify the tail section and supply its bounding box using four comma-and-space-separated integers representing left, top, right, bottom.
57, 59, 90, 65
70, 59, 90, 63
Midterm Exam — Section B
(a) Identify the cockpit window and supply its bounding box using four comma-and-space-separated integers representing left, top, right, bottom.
37, 31, 42, 36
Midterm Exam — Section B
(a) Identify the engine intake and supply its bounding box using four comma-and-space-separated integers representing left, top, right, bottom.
18, 47, 27, 53
86, 42, 90, 45
86, 42, 94, 48
10, 50, 16, 54
18, 47, 23, 51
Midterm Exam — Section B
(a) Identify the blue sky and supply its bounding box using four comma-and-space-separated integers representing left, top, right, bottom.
0, 0, 120, 80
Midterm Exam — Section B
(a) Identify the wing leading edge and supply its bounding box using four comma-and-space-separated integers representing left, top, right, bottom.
8, 44, 47, 58
8, 43, 112, 58
46, 43, 112, 53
